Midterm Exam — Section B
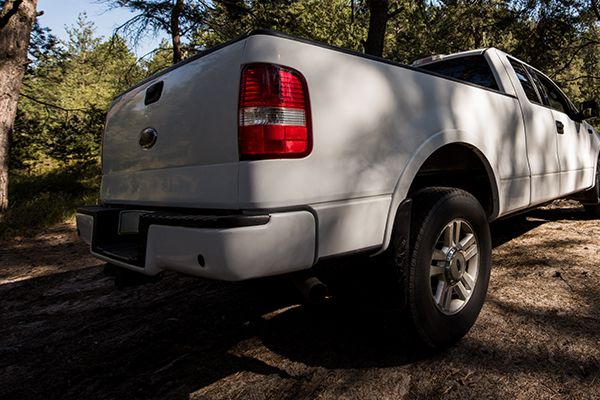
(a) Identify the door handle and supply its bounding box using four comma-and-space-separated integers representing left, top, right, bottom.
556, 120, 564, 134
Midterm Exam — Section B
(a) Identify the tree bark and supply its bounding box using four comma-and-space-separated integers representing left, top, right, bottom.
170, 0, 184, 64
591, 0, 600, 21
364, 0, 389, 57
0, 0, 37, 212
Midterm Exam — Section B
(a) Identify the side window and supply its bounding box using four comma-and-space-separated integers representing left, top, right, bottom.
419, 55, 500, 90
526, 68, 548, 103
508, 59, 541, 105
532, 71, 575, 117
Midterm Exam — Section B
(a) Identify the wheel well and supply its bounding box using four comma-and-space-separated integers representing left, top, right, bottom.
408, 144, 496, 218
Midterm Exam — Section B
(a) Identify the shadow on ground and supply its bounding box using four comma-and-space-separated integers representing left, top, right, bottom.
0, 205, 598, 399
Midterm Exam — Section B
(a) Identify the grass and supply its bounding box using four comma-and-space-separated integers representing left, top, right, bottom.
0, 162, 101, 240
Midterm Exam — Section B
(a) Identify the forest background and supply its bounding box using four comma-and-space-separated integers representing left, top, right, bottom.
0, 0, 598, 238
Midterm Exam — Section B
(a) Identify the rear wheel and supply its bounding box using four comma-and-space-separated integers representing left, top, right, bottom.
584, 204, 600, 217
401, 188, 492, 348
584, 159, 600, 217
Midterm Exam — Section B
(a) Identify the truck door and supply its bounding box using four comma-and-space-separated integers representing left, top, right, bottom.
528, 70, 595, 195
507, 58, 562, 205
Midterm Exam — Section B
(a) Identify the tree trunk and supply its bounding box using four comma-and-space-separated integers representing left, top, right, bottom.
0, 0, 37, 212
592, 0, 600, 21
170, 0, 184, 64
364, 0, 389, 57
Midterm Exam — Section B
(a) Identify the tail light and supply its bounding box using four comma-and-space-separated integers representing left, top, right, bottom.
238, 63, 311, 159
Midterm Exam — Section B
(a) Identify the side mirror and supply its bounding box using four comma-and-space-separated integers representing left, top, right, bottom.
579, 100, 599, 120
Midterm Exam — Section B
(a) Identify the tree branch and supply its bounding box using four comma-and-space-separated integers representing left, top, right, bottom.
550, 40, 600, 79
558, 75, 600, 83
19, 92, 89, 112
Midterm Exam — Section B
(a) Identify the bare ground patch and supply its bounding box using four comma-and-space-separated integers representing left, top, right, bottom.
0, 204, 599, 400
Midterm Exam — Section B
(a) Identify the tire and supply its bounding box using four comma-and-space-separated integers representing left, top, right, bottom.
584, 158, 600, 217
584, 204, 600, 218
403, 187, 492, 349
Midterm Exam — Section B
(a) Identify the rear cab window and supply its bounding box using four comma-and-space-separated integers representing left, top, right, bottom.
419, 55, 500, 91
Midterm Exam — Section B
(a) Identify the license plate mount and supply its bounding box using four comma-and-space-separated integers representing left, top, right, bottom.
118, 210, 149, 235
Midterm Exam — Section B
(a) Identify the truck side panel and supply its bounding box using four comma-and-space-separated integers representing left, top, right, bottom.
239, 35, 529, 258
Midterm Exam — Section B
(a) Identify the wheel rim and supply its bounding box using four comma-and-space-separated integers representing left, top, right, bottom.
429, 218, 480, 315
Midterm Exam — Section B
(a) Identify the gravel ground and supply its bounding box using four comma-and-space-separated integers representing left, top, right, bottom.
0, 201, 599, 400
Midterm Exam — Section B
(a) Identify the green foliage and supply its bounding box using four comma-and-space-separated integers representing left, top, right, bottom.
100, 0, 208, 49
11, 13, 144, 169
44, 106, 106, 164
28, 20, 63, 64
0, 164, 101, 239
286, 0, 368, 51
196, 0, 367, 51
142, 39, 173, 76
384, 0, 522, 62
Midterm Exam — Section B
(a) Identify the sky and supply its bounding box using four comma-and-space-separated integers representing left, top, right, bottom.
37, 0, 168, 57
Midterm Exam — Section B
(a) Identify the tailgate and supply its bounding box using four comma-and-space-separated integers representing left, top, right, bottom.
100, 40, 246, 208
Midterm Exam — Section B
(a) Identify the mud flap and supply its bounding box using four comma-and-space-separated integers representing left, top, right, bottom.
389, 199, 412, 309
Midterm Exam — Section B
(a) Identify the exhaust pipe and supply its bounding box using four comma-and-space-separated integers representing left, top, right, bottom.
291, 275, 329, 304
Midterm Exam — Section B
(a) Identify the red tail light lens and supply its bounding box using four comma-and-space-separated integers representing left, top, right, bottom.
239, 64, 311, 159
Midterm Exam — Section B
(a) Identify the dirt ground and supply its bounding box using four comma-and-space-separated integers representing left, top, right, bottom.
1, 201, 599, 400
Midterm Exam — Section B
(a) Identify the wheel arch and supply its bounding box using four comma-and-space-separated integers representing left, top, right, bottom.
377, 137, 500, 255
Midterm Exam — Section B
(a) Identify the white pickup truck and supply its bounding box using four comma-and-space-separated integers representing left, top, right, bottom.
77, 30, 600, 348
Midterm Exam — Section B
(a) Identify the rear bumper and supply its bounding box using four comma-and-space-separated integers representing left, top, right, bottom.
76, 205, 316, 281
